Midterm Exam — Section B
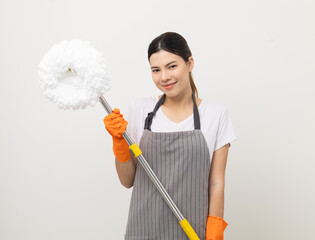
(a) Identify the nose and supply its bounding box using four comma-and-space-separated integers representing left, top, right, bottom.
161, 70, 171, 82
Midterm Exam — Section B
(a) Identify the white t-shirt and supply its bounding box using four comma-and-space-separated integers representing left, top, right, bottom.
125, 96, 237, 163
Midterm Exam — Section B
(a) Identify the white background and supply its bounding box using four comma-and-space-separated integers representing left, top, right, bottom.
0, 0, 314, 239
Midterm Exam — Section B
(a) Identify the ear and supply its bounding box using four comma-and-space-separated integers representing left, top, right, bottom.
187, 56, 194, 72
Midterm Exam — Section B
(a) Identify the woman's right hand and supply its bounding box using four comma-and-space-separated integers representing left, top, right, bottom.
103, 108, 128, 139
103, 108, 131, 162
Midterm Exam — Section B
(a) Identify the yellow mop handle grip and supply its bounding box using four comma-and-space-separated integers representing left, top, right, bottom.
129, 143, 142, 157
179, 218, 200, 240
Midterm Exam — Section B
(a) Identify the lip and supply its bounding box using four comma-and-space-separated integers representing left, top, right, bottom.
163, 81, 177, 89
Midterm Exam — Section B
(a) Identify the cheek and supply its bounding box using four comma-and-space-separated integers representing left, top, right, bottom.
152, 74, 160, 85
175, 68, 189, 82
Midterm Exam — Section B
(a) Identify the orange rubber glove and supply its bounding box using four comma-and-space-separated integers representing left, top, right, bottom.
103, 108, 131, 163
206, 215, 228, 240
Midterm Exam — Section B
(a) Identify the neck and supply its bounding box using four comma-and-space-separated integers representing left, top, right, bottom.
163, 88, 194, 110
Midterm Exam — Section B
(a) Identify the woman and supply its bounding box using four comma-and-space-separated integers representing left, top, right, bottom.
104, 32, 237, 240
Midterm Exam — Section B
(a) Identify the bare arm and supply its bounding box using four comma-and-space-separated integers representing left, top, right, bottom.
115, 155, 138, 189
208, 143, 230, 218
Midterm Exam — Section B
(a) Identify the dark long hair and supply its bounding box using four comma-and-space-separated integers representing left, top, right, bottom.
148, 32, 198, 97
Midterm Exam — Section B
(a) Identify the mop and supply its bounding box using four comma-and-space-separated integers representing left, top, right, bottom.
38, 39, 199, 240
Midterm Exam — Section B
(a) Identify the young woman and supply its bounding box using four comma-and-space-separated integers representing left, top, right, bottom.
104, 32, 237, 240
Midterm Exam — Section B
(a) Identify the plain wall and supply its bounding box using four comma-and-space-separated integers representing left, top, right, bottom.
0, 0, 314, 239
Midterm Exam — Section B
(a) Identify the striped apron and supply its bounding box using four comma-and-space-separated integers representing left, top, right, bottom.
125, 93, 210, 240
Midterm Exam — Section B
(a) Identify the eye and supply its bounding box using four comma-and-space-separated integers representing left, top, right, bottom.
169, 65, 177, 69
152, 69, 160, 73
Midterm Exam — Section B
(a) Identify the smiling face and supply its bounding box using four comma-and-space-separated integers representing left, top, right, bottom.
149, 50, 194, 98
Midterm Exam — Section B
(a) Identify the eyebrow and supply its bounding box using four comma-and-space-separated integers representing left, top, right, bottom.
151, 61, 177, 69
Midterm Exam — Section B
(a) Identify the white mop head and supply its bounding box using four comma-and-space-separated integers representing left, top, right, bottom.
38, 39, 110, 110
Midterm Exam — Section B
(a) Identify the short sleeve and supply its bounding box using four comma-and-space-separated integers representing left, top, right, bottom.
214, 106, 237, 151
124, 99, 145, 146
124, 100, 139, 145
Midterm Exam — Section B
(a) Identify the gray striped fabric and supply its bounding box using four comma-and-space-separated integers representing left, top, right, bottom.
125, 129, 210, 240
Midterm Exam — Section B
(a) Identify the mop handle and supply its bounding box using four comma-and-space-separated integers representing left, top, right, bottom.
99, 96, 200, 240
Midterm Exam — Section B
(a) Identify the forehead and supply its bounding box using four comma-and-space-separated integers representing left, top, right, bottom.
149, 50, 183, 66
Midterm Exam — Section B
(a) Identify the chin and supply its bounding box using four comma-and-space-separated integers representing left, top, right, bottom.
163, 91, 180, 98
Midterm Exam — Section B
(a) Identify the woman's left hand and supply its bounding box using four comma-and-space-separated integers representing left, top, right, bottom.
205, 215, 228, 240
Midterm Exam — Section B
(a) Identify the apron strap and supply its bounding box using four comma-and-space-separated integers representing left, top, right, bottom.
192, 92, 201, 130
144, 93, 200, 130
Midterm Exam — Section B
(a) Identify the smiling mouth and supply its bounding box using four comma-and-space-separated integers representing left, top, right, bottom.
163, 81, 177, 89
